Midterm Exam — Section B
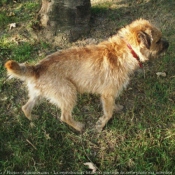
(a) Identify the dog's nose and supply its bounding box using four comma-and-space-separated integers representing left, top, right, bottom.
162, 39, 169, 49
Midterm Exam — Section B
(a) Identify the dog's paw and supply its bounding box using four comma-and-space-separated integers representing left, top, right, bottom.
25, 114, 39, 121
114, 104, 124, 113
31, 115, 39, 120
95, 119, 104, 132
76, 122, 85, 133
95, 125, 103, 132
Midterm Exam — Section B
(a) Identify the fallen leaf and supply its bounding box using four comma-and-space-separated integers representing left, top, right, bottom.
156, 72, 166, 77
9, 23, 16, 30
7, 12, 15, 17
30, 122, 35, 128
84, 162, 97, 173
45, 133, 51, 140
44, 131, 51, 140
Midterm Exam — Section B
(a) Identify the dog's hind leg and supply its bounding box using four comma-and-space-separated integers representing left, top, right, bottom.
56, 82, 85, 132
96, 94, 115, 132
22, 85, 40, 121
22, 95, 39, 121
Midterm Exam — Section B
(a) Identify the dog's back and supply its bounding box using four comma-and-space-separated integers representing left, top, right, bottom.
5, 44, 125, 95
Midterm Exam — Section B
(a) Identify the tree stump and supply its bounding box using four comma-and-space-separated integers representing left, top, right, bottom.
38, 0, 91, 45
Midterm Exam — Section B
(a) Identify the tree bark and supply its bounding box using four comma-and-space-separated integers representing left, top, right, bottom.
38, 0, 91, 45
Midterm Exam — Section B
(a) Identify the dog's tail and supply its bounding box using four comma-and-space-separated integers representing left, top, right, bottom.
5, 60, 36, 80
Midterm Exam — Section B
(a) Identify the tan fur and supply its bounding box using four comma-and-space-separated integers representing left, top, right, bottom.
5, 19, 169, 132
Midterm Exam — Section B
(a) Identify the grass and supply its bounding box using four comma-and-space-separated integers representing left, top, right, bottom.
1, 0, 175, 174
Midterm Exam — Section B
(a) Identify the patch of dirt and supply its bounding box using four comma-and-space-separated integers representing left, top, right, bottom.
1, 0, 174, 49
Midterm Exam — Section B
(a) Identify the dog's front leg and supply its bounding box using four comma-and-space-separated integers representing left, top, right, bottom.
95, 94, 115, 132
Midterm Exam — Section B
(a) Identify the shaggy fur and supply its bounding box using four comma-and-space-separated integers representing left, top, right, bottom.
5, 19, 169, 132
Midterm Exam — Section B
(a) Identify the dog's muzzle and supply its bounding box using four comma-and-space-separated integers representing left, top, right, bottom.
162, 39, 169, 51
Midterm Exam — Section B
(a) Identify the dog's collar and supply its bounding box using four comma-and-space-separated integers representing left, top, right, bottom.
127, 44, 143, 68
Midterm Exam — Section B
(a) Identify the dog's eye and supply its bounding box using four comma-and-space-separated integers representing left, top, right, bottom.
156, 39, 161, 44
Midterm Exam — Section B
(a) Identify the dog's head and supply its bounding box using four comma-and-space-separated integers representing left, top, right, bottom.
118, 19, 169, 62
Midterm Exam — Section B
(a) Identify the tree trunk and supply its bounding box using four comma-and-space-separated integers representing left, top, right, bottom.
38, 0, 91, 45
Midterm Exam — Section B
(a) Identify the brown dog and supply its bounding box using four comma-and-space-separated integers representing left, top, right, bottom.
5, 19, 169, 132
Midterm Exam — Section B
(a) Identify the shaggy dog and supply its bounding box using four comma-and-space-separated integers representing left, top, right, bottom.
5, 19, 169, 132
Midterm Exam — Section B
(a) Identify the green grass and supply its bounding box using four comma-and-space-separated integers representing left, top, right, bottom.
12, 42, 34, 62
0, 13, 11, 26
0, 1, 40, 29
1, 0, 175, 174
91, 2, 111, 14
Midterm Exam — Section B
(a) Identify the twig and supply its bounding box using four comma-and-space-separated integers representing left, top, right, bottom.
26, 139, 37, 150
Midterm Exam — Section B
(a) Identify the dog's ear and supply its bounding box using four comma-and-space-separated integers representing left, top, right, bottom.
138, 31, 151, 49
